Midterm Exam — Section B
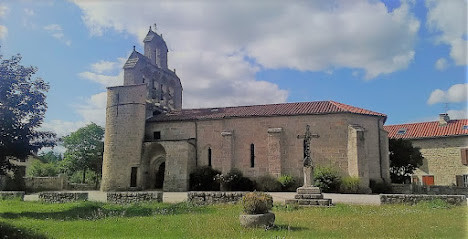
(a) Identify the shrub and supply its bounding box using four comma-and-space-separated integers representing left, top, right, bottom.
278, 174, 298, 191
255, 174, 282, 192
224, 169, 255, 191
189, 166, 221, 191
3, 167, 26, 191
242, 192, 273, 214
339, 176, 361, 194
27, 159, 60, 177
313, 166, 341, 192
369, 179, 392, 194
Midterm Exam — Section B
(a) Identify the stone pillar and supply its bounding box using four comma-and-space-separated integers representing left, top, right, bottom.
347, 125, 369, 188
267, 128, 282, 177
379, 129, 391, 182
221, 131, 234, 174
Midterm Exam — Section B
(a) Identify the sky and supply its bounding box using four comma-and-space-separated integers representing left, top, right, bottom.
0, 0, 467, 140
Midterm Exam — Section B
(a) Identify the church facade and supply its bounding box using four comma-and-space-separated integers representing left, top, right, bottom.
100, 28, 390, 192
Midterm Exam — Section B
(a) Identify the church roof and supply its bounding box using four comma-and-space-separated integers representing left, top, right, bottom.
384, 119, 468, 139
123, 50, 149, 68
147, 101, 386, 122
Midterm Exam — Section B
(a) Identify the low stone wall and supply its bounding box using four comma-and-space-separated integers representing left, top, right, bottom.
380, 194, 466, 205
0, 191, 25, 200
390, 184, 468, 196
24, 175, 67, 191
188, 191, 247, 205
39, 192, 88, 203
107, 192, 163, 204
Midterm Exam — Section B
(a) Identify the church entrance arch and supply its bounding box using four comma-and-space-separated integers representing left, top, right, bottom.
150, 156, 165, 189
142, 142, 166, 190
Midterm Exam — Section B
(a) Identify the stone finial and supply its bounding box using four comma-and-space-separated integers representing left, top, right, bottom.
149, 25, 152, 31
133, 45, 136, 51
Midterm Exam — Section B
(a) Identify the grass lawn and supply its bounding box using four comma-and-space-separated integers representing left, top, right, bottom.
0, 200, 466, 239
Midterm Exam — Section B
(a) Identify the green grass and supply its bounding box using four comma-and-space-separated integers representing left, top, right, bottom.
0, 200, 466, 238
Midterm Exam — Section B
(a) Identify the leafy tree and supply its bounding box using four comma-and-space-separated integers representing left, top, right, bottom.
38, 151, 62, 163
62, 123, 104, 186
27, 159, 60, 177
389, 138, 424, 183
0, 53, 56, 175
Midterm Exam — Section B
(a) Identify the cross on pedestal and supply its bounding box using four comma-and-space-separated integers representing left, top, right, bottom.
297, 125, 319, 187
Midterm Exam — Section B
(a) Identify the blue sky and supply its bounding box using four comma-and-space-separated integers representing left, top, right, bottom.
0, 0, 466, 138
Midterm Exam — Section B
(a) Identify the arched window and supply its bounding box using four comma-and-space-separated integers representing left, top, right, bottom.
208, 148, 212, 167
250, 144, 255, 168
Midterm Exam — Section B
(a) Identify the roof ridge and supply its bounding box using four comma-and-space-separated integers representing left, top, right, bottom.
386, 118, 468, 126
182, 100, 333, 111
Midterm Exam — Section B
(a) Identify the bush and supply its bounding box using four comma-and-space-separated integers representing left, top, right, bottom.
189, 166, 221, 191
369, 179, 392, 194
223, 169, 255, 191
313, 166, 341, 192
278, 174, 298, 191
339, 176, 361, 194
242, 192, 273, 214
27, 159, 60, 177
255, 174, 282, 192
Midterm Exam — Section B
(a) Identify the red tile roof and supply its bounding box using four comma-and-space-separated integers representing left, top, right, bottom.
148, 101, 386, 122
384, 119, 468, 139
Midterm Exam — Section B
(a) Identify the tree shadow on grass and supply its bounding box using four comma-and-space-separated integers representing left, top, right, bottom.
0, 222, 48, 239
0, 202, 215, 221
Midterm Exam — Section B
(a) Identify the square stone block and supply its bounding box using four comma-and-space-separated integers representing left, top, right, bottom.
296, 187, 321, 194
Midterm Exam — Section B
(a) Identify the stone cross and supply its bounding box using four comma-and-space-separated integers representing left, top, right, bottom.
297, 125, 319, 187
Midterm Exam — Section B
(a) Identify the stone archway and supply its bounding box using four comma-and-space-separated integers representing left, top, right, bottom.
150, 156, 165, 189
141, 142, 166, 190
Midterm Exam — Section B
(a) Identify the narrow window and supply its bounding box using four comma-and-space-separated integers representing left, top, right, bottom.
250, 144, 255, 168
130, 167, 138, 187
142, 77, 145, 83
153, 131, 161, 140
160, 84, 164, 100
208, 148, 212, 167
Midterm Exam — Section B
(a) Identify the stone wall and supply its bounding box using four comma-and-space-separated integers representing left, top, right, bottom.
0, 191, 25, 200
107, 191, 163, 204
188, 191, 246, 205
148, 112, 389, 187
39, 192, 88, 203
24, 175, 67, 191
380, 194, 466, 205
390, 184, 468, 195
411, 136, 468, 186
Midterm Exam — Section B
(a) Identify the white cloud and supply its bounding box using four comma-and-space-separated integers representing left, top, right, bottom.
24, 8, 34, 16
447, 108, 468, 119
43, 24, 72, 46
41, 120, 87, 138
428, 83, 468, 104
91, 59, 125, 73
75, 92, 107, 126
426, 0, 467, 65
0, 25, 7, 40
0, 5, 9, 18
435, 58, 449, 70
78, 57, 125, 87
73, 1, 419, 80
78, 71, 123, 87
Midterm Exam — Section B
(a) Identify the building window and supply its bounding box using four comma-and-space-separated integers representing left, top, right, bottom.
153, 131, 161, 140
461, 148, 468, 165
160, 84, 164, 100
208, 148, 212, 167
397, 128, 407, 135
130, 167, 138, 187
250, 144, 255, 168
422, 175, 434, 186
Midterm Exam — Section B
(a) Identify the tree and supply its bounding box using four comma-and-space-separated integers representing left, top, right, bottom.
62, 123, 104, 186
389, 138, 424, 183
0, 53, 56, 175
38, 151, 62, 163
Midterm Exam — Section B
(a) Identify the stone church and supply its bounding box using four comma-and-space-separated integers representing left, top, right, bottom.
100, 27, 390, 192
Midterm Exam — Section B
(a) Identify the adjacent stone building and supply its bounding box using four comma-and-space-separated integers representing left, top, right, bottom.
384, 114, 468, 186
101, 27, 391, 192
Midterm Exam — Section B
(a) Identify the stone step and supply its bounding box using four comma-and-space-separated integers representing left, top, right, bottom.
285, 198, 332, 206
294, 194, 323, 199
296, 187, 321, 194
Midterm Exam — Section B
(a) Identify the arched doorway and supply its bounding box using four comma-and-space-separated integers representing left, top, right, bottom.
154, 162, 165, 189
